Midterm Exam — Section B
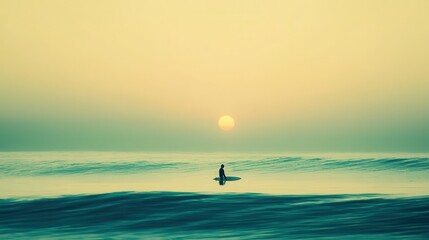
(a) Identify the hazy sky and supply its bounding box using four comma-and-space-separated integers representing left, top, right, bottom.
1, 0, 428, 152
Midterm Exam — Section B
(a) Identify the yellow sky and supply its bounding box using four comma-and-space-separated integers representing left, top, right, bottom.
1, 0, 428, 151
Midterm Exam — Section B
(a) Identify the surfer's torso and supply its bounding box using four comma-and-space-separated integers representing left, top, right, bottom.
219, 168, 225, 178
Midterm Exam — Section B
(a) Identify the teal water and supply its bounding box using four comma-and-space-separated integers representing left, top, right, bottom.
0, 152, 428, 239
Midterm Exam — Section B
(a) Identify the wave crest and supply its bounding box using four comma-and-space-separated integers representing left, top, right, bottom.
0, 192, 428, 239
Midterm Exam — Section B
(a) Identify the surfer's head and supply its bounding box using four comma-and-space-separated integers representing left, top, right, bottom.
221, 164, 224, 168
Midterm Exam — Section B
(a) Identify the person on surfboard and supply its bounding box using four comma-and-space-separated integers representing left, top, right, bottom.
219, 164, 227, 182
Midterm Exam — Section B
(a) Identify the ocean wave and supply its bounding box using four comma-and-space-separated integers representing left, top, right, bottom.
0, 192, 428, 239
0, 160, 194, 176
229, 157, 429, 173
0, 155, 428, 176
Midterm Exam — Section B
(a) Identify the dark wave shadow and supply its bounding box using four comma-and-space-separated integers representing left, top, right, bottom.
0, 192, 428, 239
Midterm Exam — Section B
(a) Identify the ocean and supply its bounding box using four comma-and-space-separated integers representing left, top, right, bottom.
0, 152, 428, 239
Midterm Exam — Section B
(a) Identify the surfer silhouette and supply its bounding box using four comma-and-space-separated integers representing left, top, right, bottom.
219, 164, 227, 183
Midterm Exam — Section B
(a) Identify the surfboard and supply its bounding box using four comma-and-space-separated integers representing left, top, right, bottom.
213, 176, 241, 181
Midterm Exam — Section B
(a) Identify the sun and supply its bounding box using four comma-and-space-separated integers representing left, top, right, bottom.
218, 115, 235, 131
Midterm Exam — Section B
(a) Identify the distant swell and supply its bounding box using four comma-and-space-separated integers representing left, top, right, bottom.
230, 157, 429, 173
1, 192, 428, 239
0, 160, 194, 176
1, 156, 428, 176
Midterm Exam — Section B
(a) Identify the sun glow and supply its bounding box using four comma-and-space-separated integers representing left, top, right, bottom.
218, 115, 235, 131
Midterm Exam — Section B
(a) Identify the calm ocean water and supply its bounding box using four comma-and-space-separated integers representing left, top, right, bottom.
0, 152, 428, 239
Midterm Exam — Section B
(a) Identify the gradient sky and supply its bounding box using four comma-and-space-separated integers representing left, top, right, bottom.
1, 0, 428, 152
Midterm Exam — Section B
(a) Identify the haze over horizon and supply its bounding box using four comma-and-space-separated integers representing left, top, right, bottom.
1, 0, 428, 152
